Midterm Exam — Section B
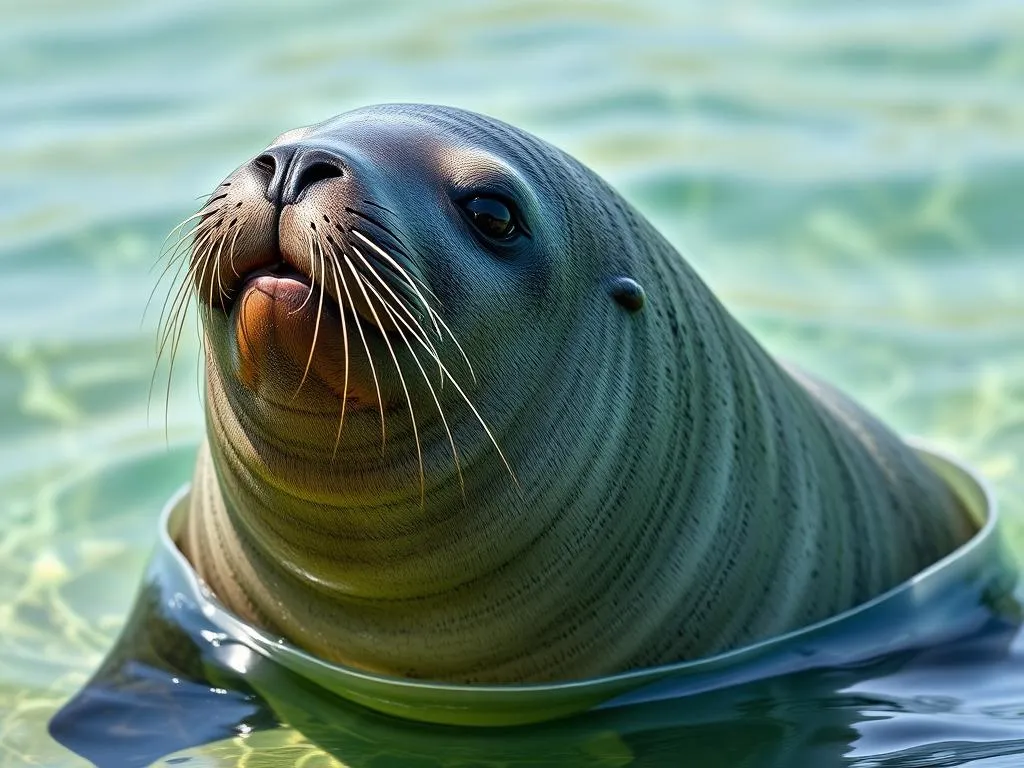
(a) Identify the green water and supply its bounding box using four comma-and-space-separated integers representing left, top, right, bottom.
2, 0, 1023, 765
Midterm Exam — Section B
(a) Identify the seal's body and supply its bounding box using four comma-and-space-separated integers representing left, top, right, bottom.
175, 104, 973, 683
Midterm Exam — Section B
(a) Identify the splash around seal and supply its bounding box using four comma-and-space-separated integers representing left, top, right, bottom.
168, 103, 978, 685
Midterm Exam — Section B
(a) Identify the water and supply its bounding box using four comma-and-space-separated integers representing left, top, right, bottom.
1, 0, 1022, 765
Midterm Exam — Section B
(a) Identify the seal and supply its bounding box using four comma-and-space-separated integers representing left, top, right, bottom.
168, 103, 975, 684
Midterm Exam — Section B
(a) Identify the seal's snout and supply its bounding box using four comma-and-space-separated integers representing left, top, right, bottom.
256, 145, 346, 208
179, 125, 455, 417
185, 138, 421, 343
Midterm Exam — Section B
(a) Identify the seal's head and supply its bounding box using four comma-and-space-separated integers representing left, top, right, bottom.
176, 104, 971, 683
191, 105, 654, 498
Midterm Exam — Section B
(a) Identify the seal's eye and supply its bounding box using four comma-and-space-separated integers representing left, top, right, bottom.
463, 196, 517, 240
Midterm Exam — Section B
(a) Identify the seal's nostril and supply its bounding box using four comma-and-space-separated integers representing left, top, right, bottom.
282, 150, 345, 205
293, 161, 343, 198
257, 146, 345, 207
256, 145, 298, 207
253, 153, 276, 175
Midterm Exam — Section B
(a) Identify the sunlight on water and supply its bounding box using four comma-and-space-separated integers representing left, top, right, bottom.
1, 0, 1022, 765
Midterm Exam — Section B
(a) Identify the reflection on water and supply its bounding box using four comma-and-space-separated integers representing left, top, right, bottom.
42, 557, 1024, 767
1, 0, 1022, 765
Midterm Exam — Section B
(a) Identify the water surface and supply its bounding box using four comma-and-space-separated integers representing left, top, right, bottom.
2, 0, 1022, 765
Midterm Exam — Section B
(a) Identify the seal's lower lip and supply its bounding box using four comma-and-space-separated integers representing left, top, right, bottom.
236, 269, 387, 336
243, 272, 314, 304
244, 263, 310, 288
232, 269, 316, 312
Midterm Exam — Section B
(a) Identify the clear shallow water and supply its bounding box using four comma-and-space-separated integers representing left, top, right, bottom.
1, 0, 1022, 766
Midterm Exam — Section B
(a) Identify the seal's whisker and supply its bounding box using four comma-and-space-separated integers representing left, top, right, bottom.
350, 228, 439, 306
148, 220, 203, 300
192, 185, 229, 201
400, 290, 476, 386
418, 303, 476, 386
344, 207, 407, 251
358, 199, 421, 254
348, 247, 512, 489
326, 239, 387, 453
163, 224, 207, 313
393, 311, 517, 489
157, 205, 222, 261
145, 224, 202, 331
343, 251, 427, 504
169, 227, 217, 358
193, 308, 204, 404
154, 267, 194, 363
349, 228, 477, 387
156, 234, 211, 366
323, 237, 351, 458
351, 249, 442, 369
153, 272, 199, 440
146, 290, 184, 428
198, 230, 222, 325
293, 241, 319, 315
360, 198, 395, 214
343, 207, 423, 276
226, 218, 244, 279
362, 270, 466, 498
390, 299, 443, 384
153, 240, 203, 314
155, 212, 220, 352
335, 223, 432, 313
349, 228, 466, 384
350, 230, 477, 381
163, 207, 211, 243
174, 223, 219, 320
160, 221, 204, 266
349, 244, 444, 379
292, 232, 327, 400
210, 223, 231, 308
163, 220, 207, 264
146, 214, 215, 331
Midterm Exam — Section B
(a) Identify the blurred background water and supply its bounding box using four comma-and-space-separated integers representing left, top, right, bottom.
1, 0, 1022, 765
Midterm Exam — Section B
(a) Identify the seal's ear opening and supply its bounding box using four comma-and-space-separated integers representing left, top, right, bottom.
609, 276, 646, 312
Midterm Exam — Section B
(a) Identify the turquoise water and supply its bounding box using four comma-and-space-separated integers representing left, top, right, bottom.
2, 0, 1023, 765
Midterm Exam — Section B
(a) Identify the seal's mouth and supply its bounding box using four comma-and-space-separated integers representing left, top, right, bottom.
169, 150, 461, 416
237, 261, 325, 316
241, 258, 310, 292
184, 150, 423, 339
197, 210, 406, 338
201, 221, 316, 311
231, 249, 319, 311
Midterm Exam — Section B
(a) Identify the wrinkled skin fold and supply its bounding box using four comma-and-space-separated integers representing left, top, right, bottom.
171, 103, 975, 683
